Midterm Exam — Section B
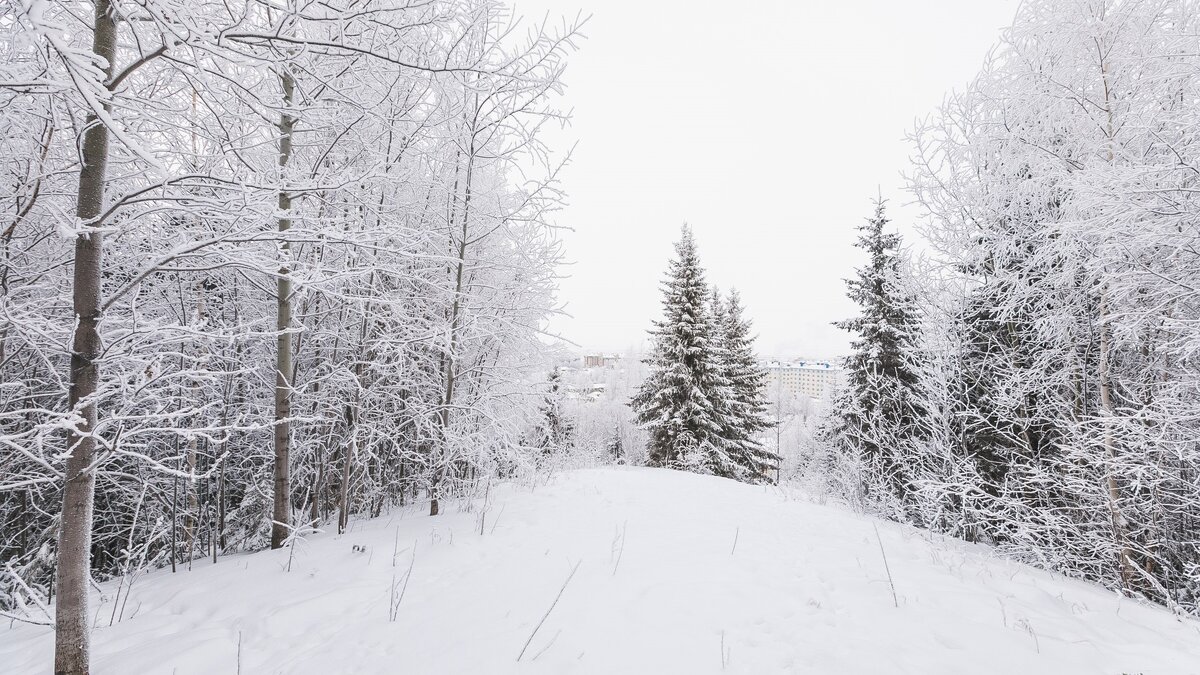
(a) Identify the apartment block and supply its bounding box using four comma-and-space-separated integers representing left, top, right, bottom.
762, 360, 845, 400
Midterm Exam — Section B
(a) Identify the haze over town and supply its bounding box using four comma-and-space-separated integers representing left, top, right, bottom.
530, 0, 1022, 357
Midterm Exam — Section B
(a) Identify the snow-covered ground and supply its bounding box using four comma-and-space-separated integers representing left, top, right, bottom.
4, 467, 1199, 674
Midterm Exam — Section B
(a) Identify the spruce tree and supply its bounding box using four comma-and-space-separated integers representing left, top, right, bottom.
632, 226, 734, 475
703, 287, 745, 479
533, 369, 575, 455
719, 289, 780, 482
827, 200, 923, 515
605, 426, 627, 465
632, 227, 776, 482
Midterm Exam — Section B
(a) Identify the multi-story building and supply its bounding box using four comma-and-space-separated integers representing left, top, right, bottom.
762, 360, 845, 401
583, 353, 623, 369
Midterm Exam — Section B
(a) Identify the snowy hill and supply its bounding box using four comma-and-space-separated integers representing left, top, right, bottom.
3, 468, 1199, 674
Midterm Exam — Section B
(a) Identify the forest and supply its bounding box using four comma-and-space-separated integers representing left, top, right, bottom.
818, 0, 1200, 617
0, 0, 582, 670
3, 0, 1200, 673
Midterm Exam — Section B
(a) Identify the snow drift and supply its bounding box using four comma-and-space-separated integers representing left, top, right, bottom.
3, 467, 1198, 674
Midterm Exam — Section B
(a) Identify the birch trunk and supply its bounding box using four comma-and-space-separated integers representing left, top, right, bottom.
1099, 290, 1134, 587
1098, 46, 1135, 589
271, 69, 296, 549
54, 0, 117, 671
184, 280, 208, 562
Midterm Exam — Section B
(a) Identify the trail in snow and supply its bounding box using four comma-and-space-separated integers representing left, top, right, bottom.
3, 467, 1199, 674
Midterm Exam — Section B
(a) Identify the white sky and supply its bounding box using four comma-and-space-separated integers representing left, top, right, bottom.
518, 0, 1021, 358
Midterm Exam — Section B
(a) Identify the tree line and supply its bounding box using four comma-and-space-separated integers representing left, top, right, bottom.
0, 1, 581, 671
822, 0, 1200, 616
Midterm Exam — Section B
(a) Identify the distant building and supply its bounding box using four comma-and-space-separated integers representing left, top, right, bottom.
565, 382, 608, 403
583, 353, 623, 369
762, 360, 845, 401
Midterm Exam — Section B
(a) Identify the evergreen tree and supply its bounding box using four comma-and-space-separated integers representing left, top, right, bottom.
632, 227, 762, 481
701, 287, 746, 478
605, 425, 627, 465
827, 200, 923, 515
532, 369, 575, 455
719, 289, 780, 481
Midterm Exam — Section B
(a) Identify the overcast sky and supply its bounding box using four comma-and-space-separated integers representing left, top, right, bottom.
518, 0, 1021, 358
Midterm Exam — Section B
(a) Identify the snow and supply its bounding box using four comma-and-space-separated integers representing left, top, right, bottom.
3, 467, 1199, 674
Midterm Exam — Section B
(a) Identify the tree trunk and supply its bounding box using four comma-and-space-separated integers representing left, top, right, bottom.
1096, 48, 1135, 591
55, 1, 117, 672
271, 69, 296, 550
309, 453, 322, 527
432, 136, 476, 517
1099, 290, 1134, 588
339, 309, 369, 533
337, 422, 356, 533
184, 280, 207, 562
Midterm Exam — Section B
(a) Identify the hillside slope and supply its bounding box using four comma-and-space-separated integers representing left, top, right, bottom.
3, 468, 1199, 674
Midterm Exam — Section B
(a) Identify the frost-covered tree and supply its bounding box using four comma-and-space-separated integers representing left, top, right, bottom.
717, 290, 779, 481
897, 0, 1200, 612
605, 426, 627, 465
633, 227, 728, 473
558, 351, 648, 467
823, 200, 923, 518
632, 227, 762, 481
531, 369, 576, 456
0, 0, 582, 667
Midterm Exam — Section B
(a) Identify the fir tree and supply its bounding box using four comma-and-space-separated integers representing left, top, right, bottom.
719, 289, 780, 482
702, 287, 744, 479
632, 227, 728, 473
631, 227, 754, 481
827, 200, 923, 515
605, 426, 627, 465
532, 369, 575, 455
